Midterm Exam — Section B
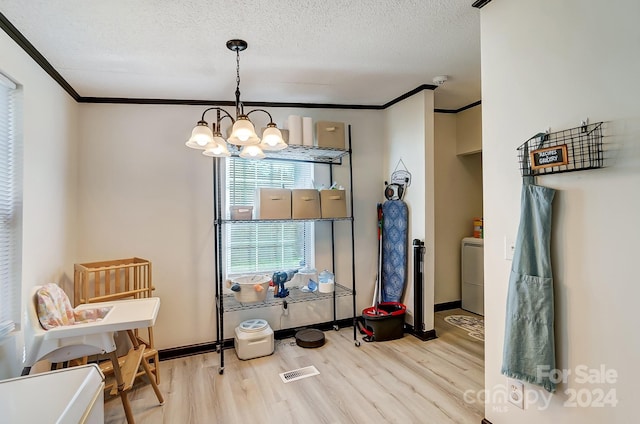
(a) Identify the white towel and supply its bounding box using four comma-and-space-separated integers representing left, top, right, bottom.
302, 117, 313, 146
287, 115, 302, 145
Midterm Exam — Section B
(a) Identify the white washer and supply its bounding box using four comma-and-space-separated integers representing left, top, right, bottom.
461, 237, 484, 316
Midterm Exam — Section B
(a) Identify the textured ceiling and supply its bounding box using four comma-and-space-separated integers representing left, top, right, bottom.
0, 0, 481, 109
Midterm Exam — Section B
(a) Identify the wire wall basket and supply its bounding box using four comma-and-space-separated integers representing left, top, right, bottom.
517, 122, 603, 177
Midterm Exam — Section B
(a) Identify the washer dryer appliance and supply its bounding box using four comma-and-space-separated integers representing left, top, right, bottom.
461, 237, 484, 316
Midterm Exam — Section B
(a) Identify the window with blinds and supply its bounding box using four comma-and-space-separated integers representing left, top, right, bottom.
0, 72, 22, 339
225, 158, 314, 275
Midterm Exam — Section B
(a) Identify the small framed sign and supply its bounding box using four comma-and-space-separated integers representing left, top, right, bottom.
530, 144, 569, 170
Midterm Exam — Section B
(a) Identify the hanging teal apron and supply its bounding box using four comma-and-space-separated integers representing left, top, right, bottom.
501, 176, 557, 393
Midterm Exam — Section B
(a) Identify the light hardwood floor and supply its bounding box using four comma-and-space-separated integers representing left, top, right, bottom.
105, 309, 484, 424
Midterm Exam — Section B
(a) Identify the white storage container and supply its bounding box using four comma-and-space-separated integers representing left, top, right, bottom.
318, 269, 335, 293
234, 319, 274, 360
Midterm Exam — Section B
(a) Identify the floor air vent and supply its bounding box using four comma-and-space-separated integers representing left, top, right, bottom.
279, 365, 320, 383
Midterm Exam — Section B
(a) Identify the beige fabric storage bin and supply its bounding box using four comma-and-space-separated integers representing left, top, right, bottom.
292, 189, 321, 219
256, 188, 292, 219
320, 189, 347, 218
316, 121, 345, 149
230, 206, 253, 220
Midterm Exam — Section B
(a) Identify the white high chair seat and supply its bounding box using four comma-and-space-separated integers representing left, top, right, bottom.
23, 285, 163, 424
24, 285, 160, 368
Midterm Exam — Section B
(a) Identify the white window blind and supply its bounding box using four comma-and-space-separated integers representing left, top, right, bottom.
225, 158, 314, 275
0, 72, 21, 339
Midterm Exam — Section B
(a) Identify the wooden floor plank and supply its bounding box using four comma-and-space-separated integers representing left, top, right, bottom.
105, 309, 484, 424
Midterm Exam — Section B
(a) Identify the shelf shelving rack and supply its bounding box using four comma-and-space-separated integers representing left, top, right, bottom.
212, 125, 358, 374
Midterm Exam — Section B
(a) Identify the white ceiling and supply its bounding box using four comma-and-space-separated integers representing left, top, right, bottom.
0, 0, 481, 109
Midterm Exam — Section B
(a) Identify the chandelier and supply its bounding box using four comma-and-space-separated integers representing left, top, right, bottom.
185, 39, 286, 159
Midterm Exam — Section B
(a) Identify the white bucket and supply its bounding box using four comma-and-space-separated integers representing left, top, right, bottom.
229, 274, 270, 303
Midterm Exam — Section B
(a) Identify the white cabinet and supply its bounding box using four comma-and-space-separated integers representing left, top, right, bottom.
456, 105, 482, 155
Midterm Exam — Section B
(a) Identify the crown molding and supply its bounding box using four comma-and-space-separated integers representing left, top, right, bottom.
0, 12, 80, 100
1, 12, 478, 113
381, 84, 438, 109
472, 0, 493, 9
78, 85, 440, 110
435, 100, 482, 114
79, 96, 383, 110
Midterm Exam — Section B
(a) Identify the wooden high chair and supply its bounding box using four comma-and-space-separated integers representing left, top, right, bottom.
73, 257, 160, 391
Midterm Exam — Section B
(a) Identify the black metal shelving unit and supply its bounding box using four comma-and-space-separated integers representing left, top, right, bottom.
212, 125, 358, 374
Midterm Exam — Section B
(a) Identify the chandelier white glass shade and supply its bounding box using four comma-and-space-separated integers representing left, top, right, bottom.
239, 144, 266, 159
259, 123, 287, 151
185, 39, 286, 159
227, 115, 260, 146
185, 121, 214, 149
202, 131, 230, 157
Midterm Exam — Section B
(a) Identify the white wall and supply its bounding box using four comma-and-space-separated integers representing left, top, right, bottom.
434, 112, 483, 304
0, 30, 79, 378
383, 90, 435, 330
76, 104, 384, 349
482, 1, 640, 422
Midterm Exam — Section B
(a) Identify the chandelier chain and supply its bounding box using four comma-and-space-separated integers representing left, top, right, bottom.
236, 49, 240, 88
235, 49, 242, 116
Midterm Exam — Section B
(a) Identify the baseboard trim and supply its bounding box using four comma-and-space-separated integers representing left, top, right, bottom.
159, 318, 354, 361
434, 300, 462, 312
403, 324, 437, 341
158, 342, 218, 361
